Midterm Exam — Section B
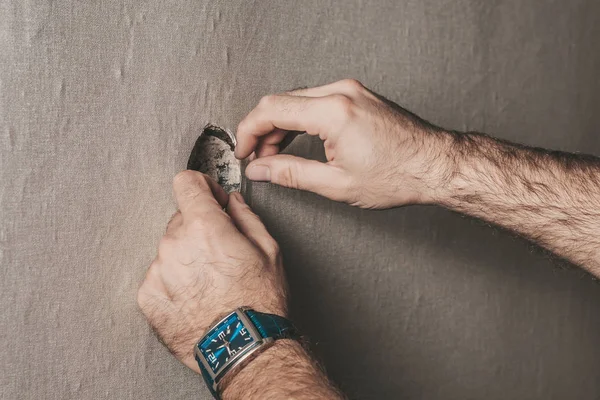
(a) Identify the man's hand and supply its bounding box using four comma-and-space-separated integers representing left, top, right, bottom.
137, 171, 287, 372
137, 171, 343, 399
237, 79, 600, 276
236, 79, 449, 209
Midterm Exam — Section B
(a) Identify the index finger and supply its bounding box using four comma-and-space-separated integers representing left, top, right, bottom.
172, 170, 229, 216
235, 94, 342, 159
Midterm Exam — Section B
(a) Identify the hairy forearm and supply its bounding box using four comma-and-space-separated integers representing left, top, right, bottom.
221, 341, 344, 400
432, 131, 600, 276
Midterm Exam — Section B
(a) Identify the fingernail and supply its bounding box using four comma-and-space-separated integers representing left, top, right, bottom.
233, 192, 245, 204
246, 165, 271, 182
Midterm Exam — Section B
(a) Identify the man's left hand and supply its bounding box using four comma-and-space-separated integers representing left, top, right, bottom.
137, 171, 288, 372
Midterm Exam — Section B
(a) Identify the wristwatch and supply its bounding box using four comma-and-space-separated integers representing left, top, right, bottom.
194, 307, 299, 399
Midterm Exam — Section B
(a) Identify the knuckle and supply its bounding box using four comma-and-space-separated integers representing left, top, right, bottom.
173, 170, 197, 187
329, 94, 355, 120
258, 94, 275, 108
174, 171, 203, 194
275, 161, 301, 189
174, 171, 210, 196
263, 238, 280, 260
237, 118, 251, 134
341, 78, 364, 92
195, 173, 211, 188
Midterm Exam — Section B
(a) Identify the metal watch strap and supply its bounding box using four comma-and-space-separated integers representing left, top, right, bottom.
196, 309, 298, 399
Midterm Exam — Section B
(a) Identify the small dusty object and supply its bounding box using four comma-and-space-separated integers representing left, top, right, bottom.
187, 124, 241, 193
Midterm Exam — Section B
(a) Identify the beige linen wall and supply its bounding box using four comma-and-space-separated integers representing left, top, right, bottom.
1, 1, 599, 399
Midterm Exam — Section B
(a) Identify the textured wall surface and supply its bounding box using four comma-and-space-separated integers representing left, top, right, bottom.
1, 1, 599, 399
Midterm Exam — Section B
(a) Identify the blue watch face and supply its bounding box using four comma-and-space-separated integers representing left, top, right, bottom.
198, 312, 255, 374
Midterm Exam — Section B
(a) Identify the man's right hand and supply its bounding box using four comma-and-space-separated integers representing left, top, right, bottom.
236, 79, 600, 276
235, 79, 451, 209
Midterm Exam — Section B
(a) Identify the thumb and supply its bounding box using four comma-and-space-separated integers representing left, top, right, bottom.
245, 154, 350, 200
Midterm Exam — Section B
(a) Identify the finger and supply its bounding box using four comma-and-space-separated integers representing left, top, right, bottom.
173, 171, 229, 216
165, 211, 183, 234
255, 129, 287, 158
235, 94, 349, 159
254, 129, 302, 158
204, 174, 229, 208
245, 154, 350, 201
226, 192, 278, 257
286, 78, 365, 98
255, 141, 281, 158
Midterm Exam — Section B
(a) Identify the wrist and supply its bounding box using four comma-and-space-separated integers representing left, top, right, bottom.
221, 340, 342, 400
428, 129, 464, 205
220, 340, 295, 398
429, 130, 497, 207
401, 128, 462, 206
